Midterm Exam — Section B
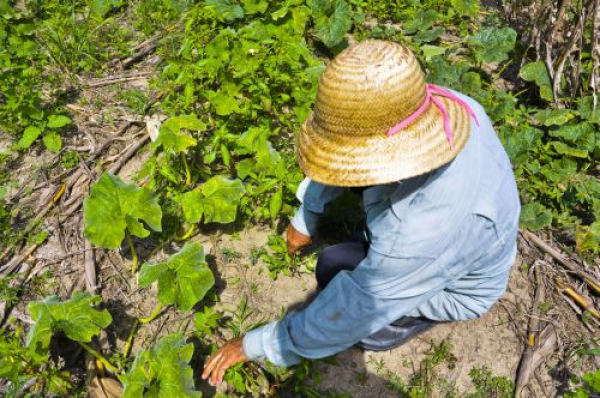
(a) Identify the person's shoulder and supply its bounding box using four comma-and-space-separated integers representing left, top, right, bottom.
449, 89, 488, 118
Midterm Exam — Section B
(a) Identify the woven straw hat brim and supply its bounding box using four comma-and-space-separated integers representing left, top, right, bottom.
298, 96, 471, 187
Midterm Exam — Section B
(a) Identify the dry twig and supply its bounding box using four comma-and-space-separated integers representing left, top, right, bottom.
520, 230, 600, 294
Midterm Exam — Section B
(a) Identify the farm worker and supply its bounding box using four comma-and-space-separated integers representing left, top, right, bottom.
202, 40, 520, 385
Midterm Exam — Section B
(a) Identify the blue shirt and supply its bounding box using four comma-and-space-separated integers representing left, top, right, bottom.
242, 91, 521, 367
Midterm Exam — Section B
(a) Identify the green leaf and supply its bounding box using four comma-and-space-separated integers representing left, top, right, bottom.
549, 122, 596, 150
520, 202, 552, 231
582, 370, 600, 391
43, 132, 62, 153
206, 0, 244, 22
91, 0, 124, 16
540, 158, 578, 183
421, 45, 446, 61
404, 9, 439, 33
205, 83, 241, 116
138, 243, 214, 311
310, 0, 352, 48
271, 5, 289, 20
27, 292, 112, 353
176, 176, 246, 224
154, 115, 204, 153
415, 27, 444, 43
243, 0, 269, 14
292, 6, 311, 33
121, 334, 201, 398
451, 0, 479, 17
576, 223, 600, 254
578, 96, 600, 125
519, 61, 553, 102
426, 56, 469, 89
221, 144, 231, 166
84, 173, 162, 249
235, 127, 282, 177
551, 141, 589, 158
194, 306, 220, 336
16, 126, 42, 150
46, 115, 72, 129
534, 109, 574, 126
459, 72, 483, 97
467, 27, 516, 64
270, 187, 283, 220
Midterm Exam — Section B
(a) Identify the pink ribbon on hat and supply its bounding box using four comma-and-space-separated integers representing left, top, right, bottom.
386, 84, 480, 150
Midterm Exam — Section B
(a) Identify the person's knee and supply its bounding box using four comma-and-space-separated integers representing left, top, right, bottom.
315, 242, 369, 289
315, 246, 337, 288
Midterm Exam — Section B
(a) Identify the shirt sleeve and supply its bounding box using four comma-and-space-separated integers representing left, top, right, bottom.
242, 249, 452, 367
289, 178, 345, 237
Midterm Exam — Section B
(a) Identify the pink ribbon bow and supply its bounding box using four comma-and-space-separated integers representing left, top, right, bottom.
386, 84, 480, 150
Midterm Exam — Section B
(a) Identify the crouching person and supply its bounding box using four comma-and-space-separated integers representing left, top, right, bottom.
202, 40, 520, 385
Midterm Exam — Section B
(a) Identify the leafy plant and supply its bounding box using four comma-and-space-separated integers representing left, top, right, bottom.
14, 114, 72, 153
0, 328, 71, 395
565, 370, 600, 398
466, 27, 517, 64
27, 292, 117, 372
466, 367, 514, 398
153, 114, 206, 185
259, 234, 316, 279
310, 0, 352, 49
519, 61, 553, 102
176, 176, 246, 225
27, 292, 112, 352
194, 306, 221, 336
120, 333, 200, 398
84, 173, 162, 271
139, 242, 214, 316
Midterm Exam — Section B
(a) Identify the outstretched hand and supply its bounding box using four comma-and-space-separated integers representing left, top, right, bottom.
202, 337, 248, 386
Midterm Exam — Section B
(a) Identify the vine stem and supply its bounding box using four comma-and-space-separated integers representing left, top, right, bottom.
126, 229, 138, 273
78, 342, 118, 373
140, 304, 163, 323
181, 152, 191, 186
176, 224, 195, 241
124, 319, 140, 358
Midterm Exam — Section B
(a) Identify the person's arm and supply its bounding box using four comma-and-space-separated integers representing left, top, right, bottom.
241, 249, 449, 366
290, 178, 345, 237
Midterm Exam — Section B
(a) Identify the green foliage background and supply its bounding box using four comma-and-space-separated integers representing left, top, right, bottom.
1, 0, 598, 254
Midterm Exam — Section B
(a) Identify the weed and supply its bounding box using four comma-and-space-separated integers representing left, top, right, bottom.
467, 367, 514, 398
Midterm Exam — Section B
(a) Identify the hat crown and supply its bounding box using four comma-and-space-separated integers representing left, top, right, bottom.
313, 40, 426, 137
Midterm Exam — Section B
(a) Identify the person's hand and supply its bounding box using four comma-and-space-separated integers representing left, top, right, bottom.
286, 224, 312, 256
202, 337, 248, 386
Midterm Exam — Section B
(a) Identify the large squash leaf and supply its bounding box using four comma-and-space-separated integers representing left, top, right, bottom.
138, 243, 214, 311
27, 292, 112, 353
519, 61, 553, 102
176, 176, 246, 224
467, 27, 516, 64
310, 0, 351, 48
84, 173, 162, 249
153, 114, 205, 153
121, 334, 200, 398
534, 109, 575, 126
578, 96, 600, 125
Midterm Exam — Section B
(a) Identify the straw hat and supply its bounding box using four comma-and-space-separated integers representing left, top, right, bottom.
298, 40, 472, 187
